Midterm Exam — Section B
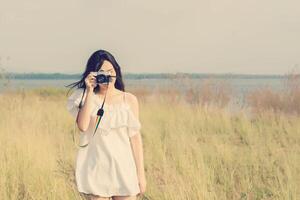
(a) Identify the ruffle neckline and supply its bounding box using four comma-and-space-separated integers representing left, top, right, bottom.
70, 88, 141, 135
93, 96, 129, 111
91, 94, 141, 135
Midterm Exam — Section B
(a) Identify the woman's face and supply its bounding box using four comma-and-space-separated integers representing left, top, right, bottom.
97, 60, 116, 88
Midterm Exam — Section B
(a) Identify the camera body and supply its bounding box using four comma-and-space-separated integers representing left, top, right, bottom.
95, 71, 115, 84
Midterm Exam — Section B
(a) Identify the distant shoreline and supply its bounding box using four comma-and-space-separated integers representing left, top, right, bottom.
2, 72, 285, 80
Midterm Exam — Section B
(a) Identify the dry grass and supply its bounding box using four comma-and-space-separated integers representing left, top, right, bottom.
246, 71, 300, 116
0, 84, 299, 199
191, 78, 232, 108
0, 88, 82, 199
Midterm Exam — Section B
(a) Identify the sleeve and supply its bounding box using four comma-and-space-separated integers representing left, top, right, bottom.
127, 109, 142, 138
66, 88, 86, 119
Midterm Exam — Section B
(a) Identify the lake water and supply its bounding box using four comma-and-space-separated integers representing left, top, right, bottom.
0, 77, 286, 93
0, 77, 288, 109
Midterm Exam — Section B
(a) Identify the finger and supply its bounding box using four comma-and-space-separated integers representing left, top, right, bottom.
91, 80, 96, 84
89, 76, 95, 81
89, 74, 94, 79
85, 76, 91, 81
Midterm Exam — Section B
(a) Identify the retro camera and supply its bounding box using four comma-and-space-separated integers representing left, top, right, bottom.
95, 71, 116, 84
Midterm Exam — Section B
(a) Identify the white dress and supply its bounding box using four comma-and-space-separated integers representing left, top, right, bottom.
66, 88, 142, 197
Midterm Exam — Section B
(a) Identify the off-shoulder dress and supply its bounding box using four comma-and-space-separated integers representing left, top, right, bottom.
66, 88, 142, 197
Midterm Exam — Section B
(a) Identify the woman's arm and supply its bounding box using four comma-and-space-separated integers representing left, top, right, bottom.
128, 94, 147, 193
130, 132, 147, 195
130, 132, 145, 178
76, 88, 95, 132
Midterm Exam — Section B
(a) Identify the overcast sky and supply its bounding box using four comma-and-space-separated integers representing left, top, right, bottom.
0, 0, 299, 75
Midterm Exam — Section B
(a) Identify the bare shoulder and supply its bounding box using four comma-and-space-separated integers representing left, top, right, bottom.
124, 92, 138, 104
124, 92, 139, 117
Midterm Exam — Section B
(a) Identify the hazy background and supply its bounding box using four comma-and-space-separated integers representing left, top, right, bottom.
1, 2, 300, 199
0, 0, 299, 74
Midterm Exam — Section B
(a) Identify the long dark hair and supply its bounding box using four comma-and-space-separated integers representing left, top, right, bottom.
65, 49, 125, 96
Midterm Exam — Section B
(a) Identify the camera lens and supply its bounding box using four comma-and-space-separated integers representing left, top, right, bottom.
96, 74, 110, 84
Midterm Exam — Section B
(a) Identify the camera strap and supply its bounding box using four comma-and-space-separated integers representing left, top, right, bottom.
76, 85, 108, 148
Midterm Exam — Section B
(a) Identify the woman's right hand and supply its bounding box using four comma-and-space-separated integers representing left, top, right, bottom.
85, 72, 97, 92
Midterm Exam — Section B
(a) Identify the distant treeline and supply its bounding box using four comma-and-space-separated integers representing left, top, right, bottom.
4, 72, 284, 80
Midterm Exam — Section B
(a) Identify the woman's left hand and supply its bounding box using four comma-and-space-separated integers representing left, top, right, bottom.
137, 173, 147, 195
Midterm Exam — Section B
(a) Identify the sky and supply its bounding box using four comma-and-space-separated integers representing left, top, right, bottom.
0, 0, 299, 75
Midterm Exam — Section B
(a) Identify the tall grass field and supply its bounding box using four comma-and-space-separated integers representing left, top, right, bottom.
0, 80, 299, 199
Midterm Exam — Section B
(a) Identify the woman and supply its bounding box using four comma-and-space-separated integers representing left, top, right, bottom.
66, 49, 147, 200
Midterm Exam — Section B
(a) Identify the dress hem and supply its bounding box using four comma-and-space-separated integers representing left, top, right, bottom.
78, 189, 140, 198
